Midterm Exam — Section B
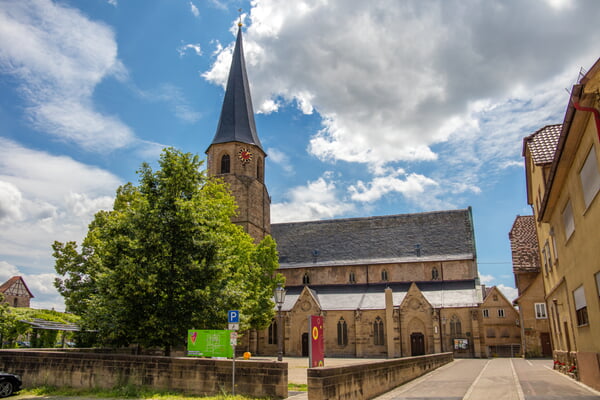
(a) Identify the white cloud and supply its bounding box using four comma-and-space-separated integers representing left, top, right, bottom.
204, 0, 600, 203
0, 0, 134, 151
190, 1, 199, 17
0, 139, 120, 274
177, 43, 202, 57
0, 261, 20, 281
0, 181, 23, 222
271, 173, 355, 222
497, 284, 519, 303
479, 274, 495, 285
349, 168, 438, 203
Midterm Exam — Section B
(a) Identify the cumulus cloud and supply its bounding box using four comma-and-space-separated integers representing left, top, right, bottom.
0, 138, 121, 274
497, 284, 519, 303
349, 168, 438, 203
0, 0, 134, 151
267, 147, 294, 174
0, 181, 23, 222
203, 0, 600, 216
271, 173, 355, 222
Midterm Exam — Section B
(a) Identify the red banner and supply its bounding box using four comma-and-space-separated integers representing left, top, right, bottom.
310, 315, 324, 367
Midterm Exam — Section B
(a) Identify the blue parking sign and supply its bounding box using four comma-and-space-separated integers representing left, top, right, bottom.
228, 310, 239, 323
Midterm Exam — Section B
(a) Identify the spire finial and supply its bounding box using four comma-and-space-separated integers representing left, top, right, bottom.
237, 8, 243, 27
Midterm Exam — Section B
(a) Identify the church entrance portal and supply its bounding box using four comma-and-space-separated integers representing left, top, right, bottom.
302, 333, 309, 356
411, 332, 425, 356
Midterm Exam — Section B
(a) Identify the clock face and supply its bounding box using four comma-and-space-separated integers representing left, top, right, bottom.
238, 148, 253, 164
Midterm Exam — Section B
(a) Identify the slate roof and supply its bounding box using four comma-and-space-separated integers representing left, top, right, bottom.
271, 208, 476, 268
523, 124, 562, 165
208, 27, 263, 151
280, 280, 481, 311
509, 215, 540, 273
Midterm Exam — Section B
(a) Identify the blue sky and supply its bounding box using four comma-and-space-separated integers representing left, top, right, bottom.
1, 0, 599, 310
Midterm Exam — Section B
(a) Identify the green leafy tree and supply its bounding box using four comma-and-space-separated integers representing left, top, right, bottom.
54, 148, 282, 355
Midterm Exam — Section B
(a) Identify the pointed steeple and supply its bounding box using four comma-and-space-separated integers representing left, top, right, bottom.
209, 26, 263, 150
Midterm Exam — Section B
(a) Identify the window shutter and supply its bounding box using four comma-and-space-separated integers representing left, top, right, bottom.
573, 286, 586, 311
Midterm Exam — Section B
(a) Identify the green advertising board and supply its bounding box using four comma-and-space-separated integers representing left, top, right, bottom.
187, 330, 233, 358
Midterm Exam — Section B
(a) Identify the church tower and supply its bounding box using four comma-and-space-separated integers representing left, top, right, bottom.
206, 25, 270, 241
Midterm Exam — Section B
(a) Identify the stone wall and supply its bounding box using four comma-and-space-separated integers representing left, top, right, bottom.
307, 352, 453, 400
0, 350, 287, 398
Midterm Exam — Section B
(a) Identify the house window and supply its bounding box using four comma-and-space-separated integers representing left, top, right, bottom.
562, 201, 575, 240
501, 329, 510, 338
337, 318, 348, 346
220, 154, 230, 173
535, 303, 547, 319
381, 270, 388, 281
432, 267, 439, 280
373, 317, 385, 345
486, 328, 495, 338
302, 273, 310, 285
498, 309, 505, 318
349, 272, 356, 284
573, 285, 589, 326
580, 146, 600, 209
482, 309, 489, 318
450, 316, 462, 336
268, 319, 277, 345
493, 294, 498, 301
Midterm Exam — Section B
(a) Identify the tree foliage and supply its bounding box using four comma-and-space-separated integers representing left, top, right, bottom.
53, 148, 282, 355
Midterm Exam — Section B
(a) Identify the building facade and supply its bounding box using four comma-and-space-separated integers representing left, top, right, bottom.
0, 276, 34, 308
479, 286, 521, 357
509, 215, 552, 358
522, 57, 600, 389
207, 26, 486, 359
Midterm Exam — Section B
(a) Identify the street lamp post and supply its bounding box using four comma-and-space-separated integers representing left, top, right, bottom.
274, 283, 286, 362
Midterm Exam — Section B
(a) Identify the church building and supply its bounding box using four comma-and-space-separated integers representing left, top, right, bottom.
206, 25, 486, 358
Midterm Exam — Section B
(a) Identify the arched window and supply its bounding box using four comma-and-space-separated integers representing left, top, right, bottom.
349, 272, 356, 284
220, 154, 230, 174
268, 319, 277, 344
381, 270, 388, 281
337, 317, 348, 346
431, 267, 439, 280
302, 273, 310, 285
374, 317, 385, 345
450, 315, 462, 336
257, 158, 264, 182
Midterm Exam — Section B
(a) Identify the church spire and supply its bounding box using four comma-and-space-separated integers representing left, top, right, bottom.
209, 26, 263, 150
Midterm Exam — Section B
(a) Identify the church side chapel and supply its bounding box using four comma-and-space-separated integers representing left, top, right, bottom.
206, 24, 486, 358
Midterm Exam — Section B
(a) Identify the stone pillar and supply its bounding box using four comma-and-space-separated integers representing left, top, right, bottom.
355, 310, 363, 357
385, 287, 395, 358
433, 309, 442, 353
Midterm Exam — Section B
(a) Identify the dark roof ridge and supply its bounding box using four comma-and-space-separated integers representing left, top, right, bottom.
272, 207, 472, 227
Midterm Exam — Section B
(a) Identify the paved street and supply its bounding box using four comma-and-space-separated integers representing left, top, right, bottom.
374, 358, 600, 400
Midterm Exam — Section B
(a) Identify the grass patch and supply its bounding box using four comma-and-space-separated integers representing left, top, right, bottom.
287, 383, 307, 392
22, 385, 267, 399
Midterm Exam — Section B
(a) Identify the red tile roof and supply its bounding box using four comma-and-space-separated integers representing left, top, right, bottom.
509, 215, 540, 273
524, 124, 562, 165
